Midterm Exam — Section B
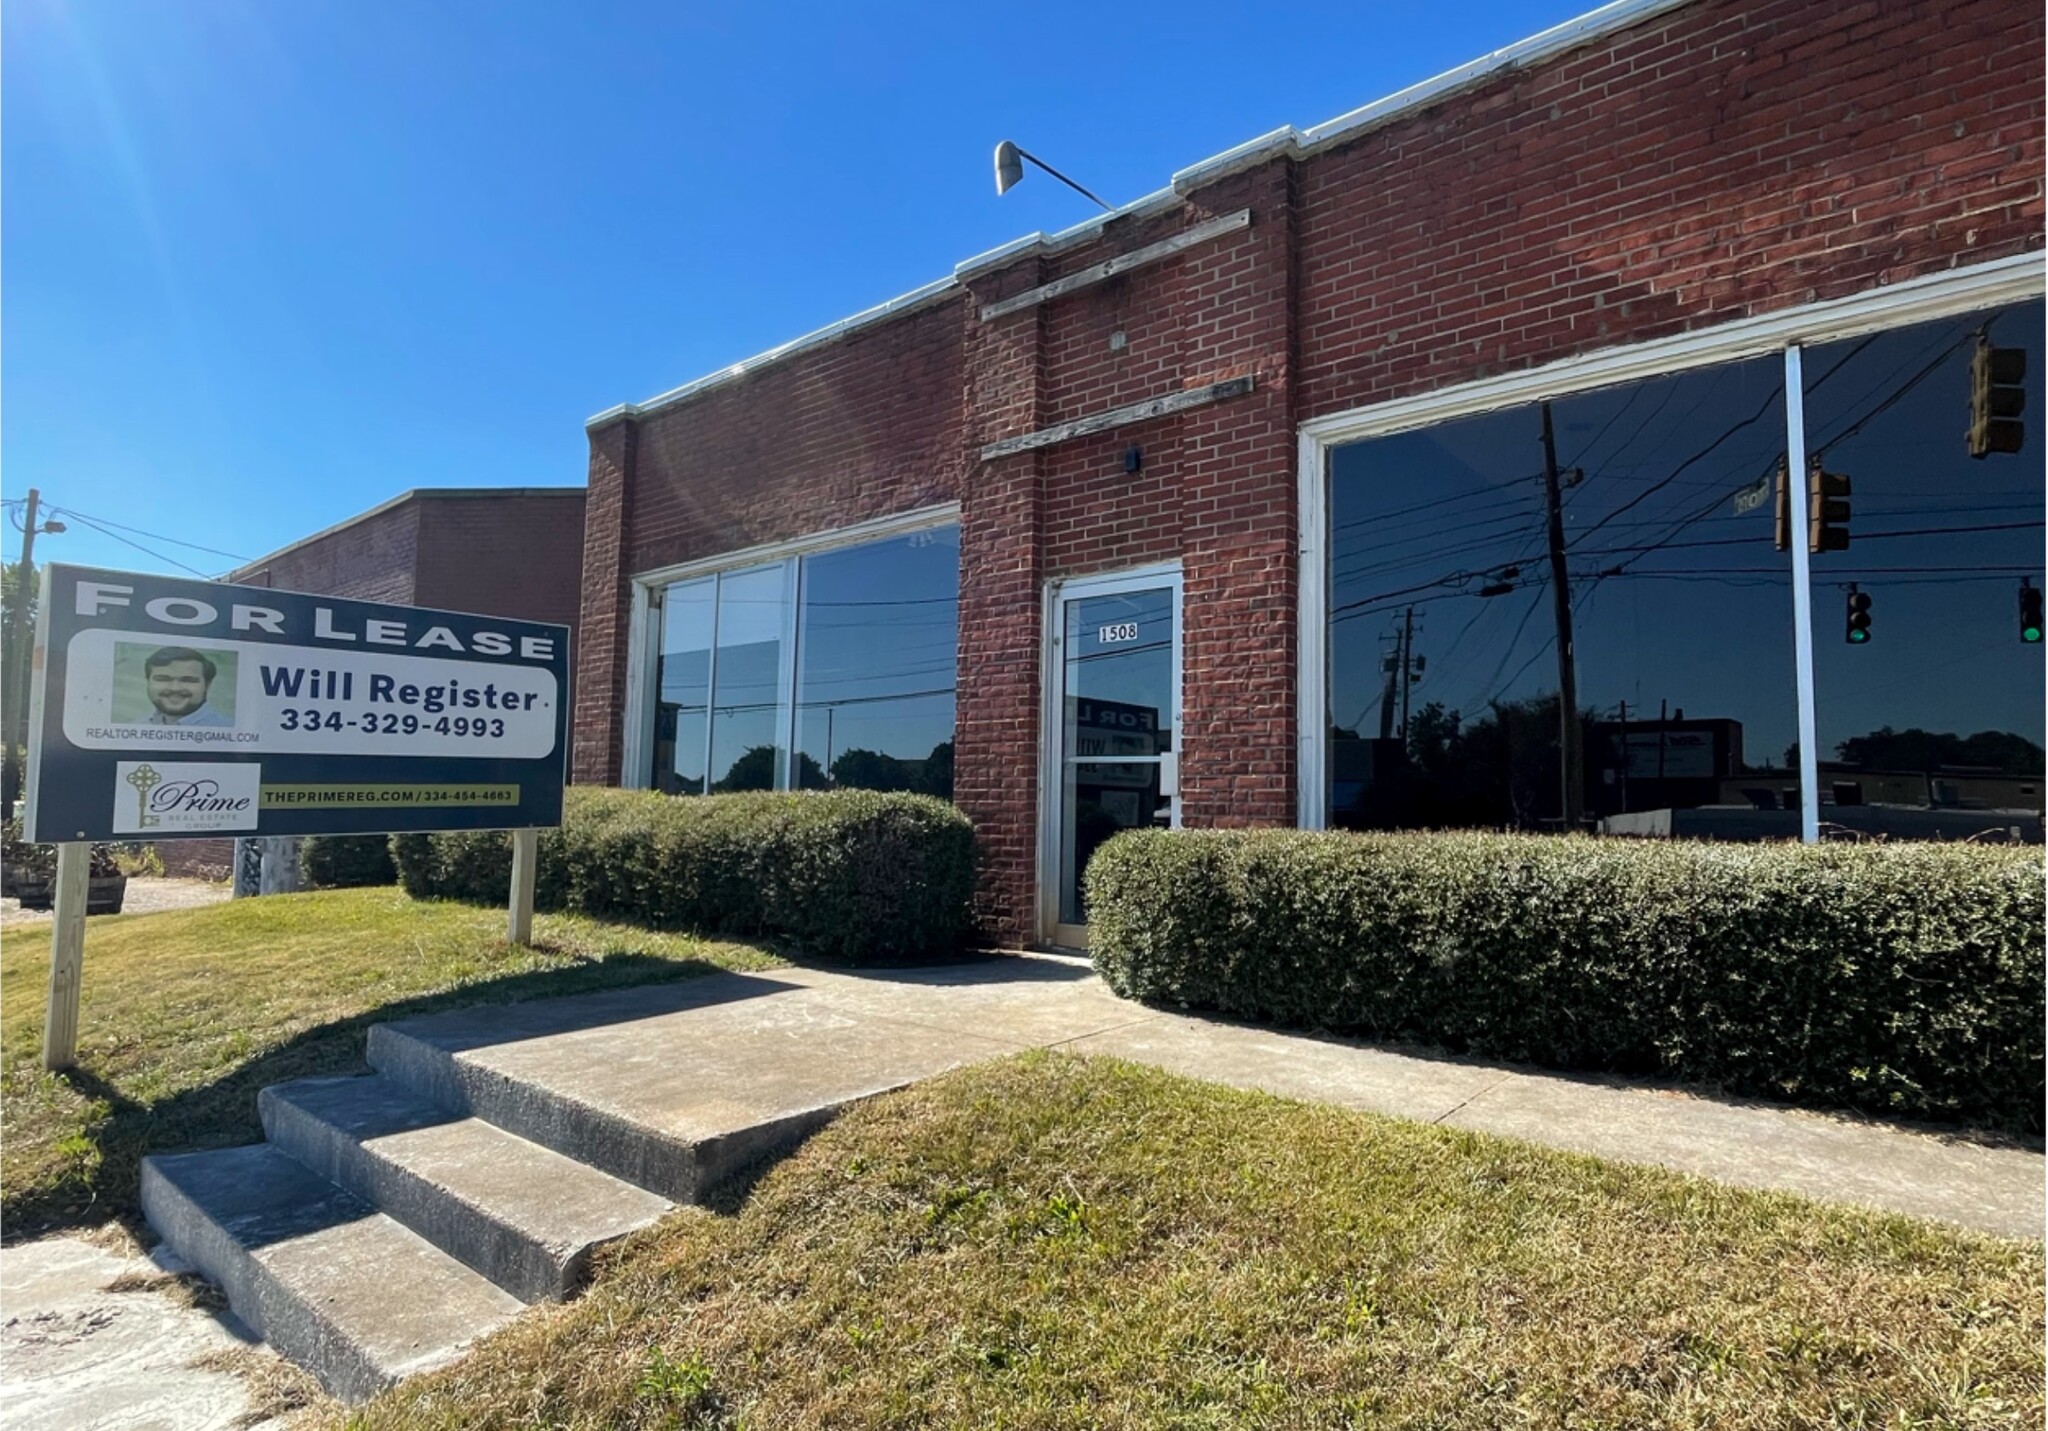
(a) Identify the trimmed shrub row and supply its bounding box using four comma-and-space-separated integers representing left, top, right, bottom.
1086, 828, 2045, 1130
298, 834, 398, 890
392, 785, 976, 964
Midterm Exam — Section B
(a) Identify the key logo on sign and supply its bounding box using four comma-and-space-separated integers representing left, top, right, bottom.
125, 763, 164, 828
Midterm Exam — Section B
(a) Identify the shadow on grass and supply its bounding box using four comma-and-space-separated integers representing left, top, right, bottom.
2, 950, 735, 1245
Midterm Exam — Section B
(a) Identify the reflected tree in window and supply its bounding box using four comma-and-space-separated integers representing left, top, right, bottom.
795, 527, 958, 796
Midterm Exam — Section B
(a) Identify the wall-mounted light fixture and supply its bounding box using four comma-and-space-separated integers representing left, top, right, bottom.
994, 141, 1114, 212
1123, 444, 1143, 475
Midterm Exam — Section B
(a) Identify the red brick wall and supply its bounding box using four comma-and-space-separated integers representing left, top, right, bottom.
157, 838, 234, 881
625, 297, 968, 577
413, 493, 586, 631
235, 503, 421, 606
575, 423, 636, 784
572, 295, 969, 783
584, 0, 2044, 939
957, 261, 1051, 936
1294, 0, 2044, 420
238, 489, 590, 776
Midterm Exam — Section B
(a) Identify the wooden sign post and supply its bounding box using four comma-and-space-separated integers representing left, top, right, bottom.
508, 828, 538, 947
42, 842, 90, 1072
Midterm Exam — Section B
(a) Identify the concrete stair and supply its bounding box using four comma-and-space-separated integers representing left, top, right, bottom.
259, 1075, 674, 1302
138, 1144, 527, 1405
137, 963, 1067, 1404
365, 1018, 839, 1203
139, 1032, 701, 1403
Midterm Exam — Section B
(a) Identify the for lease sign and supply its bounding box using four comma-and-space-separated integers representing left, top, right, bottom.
23, 564, 569, 842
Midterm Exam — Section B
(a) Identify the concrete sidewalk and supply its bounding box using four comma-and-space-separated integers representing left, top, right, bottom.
386, 952, 2043, 1241
124, 948, 2041, 1407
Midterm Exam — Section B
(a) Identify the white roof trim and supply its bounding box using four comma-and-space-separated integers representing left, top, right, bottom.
585, 276, 960, 428
589, 0, 1699, 430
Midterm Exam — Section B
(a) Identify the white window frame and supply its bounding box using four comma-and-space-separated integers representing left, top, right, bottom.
620, 502, 962, 788
1297, 252, 2045, 834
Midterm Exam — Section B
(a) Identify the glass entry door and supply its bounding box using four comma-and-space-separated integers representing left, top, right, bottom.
1043, 566, 1182, 946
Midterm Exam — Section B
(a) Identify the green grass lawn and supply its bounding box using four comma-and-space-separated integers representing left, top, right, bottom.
339, 1054, 2044, 1430
4, 890, 2040, 1427
0, 886, 783, 1239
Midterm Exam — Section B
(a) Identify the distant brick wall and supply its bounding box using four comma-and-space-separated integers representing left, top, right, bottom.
157, 838, 234, 881
581, 0, 2045, 940
234, 492, 587, 629
413, 492, 586, 631
236, 487, 589, 771
234, 503, 421, 606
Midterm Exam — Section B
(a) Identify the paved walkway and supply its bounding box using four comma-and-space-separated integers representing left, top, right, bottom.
382, 952, 2043, 1240
0, 1236, 291, 1430
2, 876, 231, 932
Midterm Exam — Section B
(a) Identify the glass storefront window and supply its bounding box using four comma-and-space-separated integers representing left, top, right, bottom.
708, 564, 790, 792
794, 526, 958, 798
649, 521, 959, 798
652, 577, 713, 796
1326, 351, 1796, 831
1799, 301, 2045, 818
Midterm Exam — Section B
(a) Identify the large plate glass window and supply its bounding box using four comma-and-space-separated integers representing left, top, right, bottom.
1797, 300, 2045, 825
652, 577, 714, 796
649, 521, 959, 797
795, 525, 959, 797
708, 564, 791, 791
1325, 352, 1796, 832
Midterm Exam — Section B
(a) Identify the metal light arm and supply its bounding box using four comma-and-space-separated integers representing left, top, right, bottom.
994, 141, 1113, 212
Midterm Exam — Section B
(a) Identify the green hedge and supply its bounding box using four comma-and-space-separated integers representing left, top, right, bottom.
392, 785, 976, 964
298, 834, 397, 890
1086, 829, 2045, 1130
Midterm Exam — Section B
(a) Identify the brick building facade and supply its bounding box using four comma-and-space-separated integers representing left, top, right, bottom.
575, 0, 2044, 943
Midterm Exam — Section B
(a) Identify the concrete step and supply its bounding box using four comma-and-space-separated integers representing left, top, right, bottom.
365, 987, 854, 1202
259, 1074, 675, 1302
139, 1143, 524, 1405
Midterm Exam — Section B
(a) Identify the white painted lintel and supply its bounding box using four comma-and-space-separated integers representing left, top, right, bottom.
979, 377, 1256, 462
978, 211, 1253, 322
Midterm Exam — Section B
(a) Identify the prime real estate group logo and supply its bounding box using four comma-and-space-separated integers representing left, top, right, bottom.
113, 761, 262, 835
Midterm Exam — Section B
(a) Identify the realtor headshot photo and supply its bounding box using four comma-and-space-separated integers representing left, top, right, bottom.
112, 643, 240, 728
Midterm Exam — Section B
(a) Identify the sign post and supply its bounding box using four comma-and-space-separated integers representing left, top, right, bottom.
42, 843, 90, 1071
22, 564, 571, 1062
508, 828, 538, 946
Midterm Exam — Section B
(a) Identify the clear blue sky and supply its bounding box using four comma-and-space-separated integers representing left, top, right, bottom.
5, 0, 1597, 579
